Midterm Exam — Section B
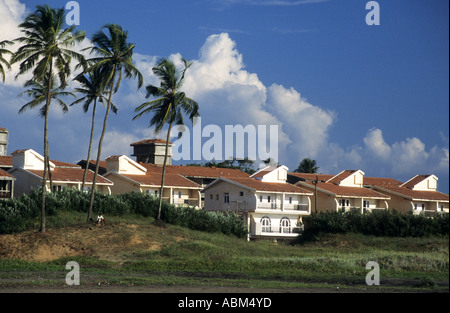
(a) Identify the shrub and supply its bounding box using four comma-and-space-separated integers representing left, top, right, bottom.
295, 210, 449, 244
0, 189, 248, 238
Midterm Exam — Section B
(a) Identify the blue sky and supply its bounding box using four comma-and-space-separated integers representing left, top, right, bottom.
1, 0, 449, 193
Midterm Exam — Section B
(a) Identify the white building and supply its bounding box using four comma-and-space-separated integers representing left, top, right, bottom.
102, 155, 203, 207
203, 165, 313, 240
8, 149, 113, 196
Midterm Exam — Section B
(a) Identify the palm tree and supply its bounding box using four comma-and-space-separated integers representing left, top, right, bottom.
70, 69, 117, 191
18, 73, 75, 116
294, 158, 319, 173
11, 5, 85, 232
18, 73, 75, 224
81, 24, 143, 221
133, 58, 199, 222
0, 40, 13, 83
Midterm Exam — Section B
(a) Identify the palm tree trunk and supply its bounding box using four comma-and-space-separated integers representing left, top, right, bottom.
40, 65, 53, 233
40, 108, 49, 233
81, 99, 97, 191
157, 121, 173, 221
88, 69, 116, 221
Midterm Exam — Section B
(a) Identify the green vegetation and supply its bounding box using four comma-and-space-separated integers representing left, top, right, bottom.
0, 188, 247, 238
1, 190, 448, 291
0, 216, 448, 291
296, 210, 449, 244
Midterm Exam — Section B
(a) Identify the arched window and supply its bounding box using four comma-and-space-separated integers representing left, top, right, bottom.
280, 217, 291, 233
261, 216, 271, 233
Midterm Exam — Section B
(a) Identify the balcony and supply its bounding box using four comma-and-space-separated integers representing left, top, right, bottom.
0, 190, 11, 199
257, 202, 310, 212
173, 197, 200, 207
253, 225, 303, 238
257, 202, 279, 210
284, 203, 309, 211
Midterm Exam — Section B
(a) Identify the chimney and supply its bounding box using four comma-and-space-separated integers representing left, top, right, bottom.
130, 139, 172, 165
0, 127, 8, 156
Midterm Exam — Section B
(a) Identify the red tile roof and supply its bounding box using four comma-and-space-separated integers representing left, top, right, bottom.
130, 139, 172, 146
52, 160, 81, 168
27, 168, 113, 185
119, 172, 202, 188
0, 168, 15, 179
326, 170, 359, 185
250, 170, 271, 179
288, 172, 334, 182
363, 177, 403, 187
374, 185, 449, 202
220, 177, 313, 194
0, 155, 12, 167
141, 163, 250, 179
300, 181, 390, 199
401, 175, 432, 189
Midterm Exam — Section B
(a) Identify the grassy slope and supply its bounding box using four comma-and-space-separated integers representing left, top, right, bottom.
0, 211, 448, 292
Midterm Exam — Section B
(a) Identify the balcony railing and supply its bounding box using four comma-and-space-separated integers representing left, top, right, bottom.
257, 203, 309, 211
0, 190, 11, 199
260, 225, 302, 235
258, 202, 279, 209
173, 198, 200, 207
284, 203, 309, 211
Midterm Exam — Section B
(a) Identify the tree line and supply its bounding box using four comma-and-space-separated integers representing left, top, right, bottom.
0, 4, 320, 233
0, 4, 198, 232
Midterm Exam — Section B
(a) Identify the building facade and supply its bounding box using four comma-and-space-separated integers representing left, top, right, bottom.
203, 166, 313, 240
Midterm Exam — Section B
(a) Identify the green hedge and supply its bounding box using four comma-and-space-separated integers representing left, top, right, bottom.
295, 210, 449, 244
0, 188, 247, 238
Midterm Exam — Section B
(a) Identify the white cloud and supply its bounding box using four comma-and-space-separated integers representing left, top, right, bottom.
266, 83, 335, 159
1, 1, 448, 191
94, 32, 449, 189
348, 128, 449, 179
0, 0, 29, 86
363, 127, 391, 160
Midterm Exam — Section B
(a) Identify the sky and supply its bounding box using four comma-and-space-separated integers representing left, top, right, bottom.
0, 0, 449, 193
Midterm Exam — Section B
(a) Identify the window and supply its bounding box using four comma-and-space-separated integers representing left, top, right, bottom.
280, 217, 291, 233
414, 203, 418, 210
261, 216, 271, 232
210, 194, 213, 200
155, 190, 158, 196
53, 185, 65, 192
224, 193, 229, 203
240, 191, 244, 197
216, 194, 219, 201
178, 191, 182, 198
267, 196, 271, 203
289, 196, 292, 204
260, 195, 263, 202
0, 181, 7, 191
421, 203, 425, 211
441, 204, 444, 212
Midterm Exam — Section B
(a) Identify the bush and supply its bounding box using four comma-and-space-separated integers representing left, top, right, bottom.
0, 189, 248, 238
295, 210, 449, 244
